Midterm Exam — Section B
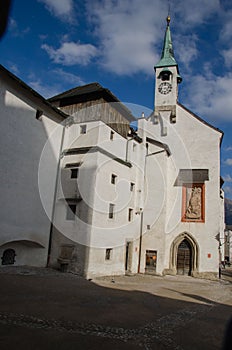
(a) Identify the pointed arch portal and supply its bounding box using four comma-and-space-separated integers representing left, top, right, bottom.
169, 232, 199, 276
177, 239, 192, 275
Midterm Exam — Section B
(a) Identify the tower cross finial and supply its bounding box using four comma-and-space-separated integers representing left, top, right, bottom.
167, 0, 171, 25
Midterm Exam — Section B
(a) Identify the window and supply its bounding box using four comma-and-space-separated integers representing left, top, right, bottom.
71, 168, 79, 179
110, 131, 114, 140
109, 203, 115, 219
128, 208, 133, 222
66, 203, 76, 221
130, 182, 135, 191
133, 143, 136, 151
80, 124, 87, 134
105, 248, 112, 260
182, 183, 205, 222
111, 174, 117, 184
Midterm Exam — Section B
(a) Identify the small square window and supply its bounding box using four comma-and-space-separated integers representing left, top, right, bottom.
80, 125, 87, 134
111, 174, 117, 184
66, 204, 76, 221
110, 131, 114, 140
133, 143, 136, 151
130, 182, 135, 191
128, 208, 133, 222
105, 248, 112, 260
109, 203, 115, 219
71, 168, 79, 179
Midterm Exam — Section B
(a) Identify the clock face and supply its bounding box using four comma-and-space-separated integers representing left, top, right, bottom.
158, 82, 172, 95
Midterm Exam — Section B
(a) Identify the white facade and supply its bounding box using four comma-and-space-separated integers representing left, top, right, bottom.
0, 18, 225, 279
0, 65, 65, 267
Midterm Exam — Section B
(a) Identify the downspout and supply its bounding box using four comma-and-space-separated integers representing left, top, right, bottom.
46, 122, 66, 266
137, 210, 144, 273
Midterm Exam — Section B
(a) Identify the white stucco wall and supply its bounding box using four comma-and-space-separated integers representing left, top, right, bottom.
0, 79, 63, 267
137, 103, 222, 276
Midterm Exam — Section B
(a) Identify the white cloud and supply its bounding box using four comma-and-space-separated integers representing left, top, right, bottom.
8, 63, 19, 75
172, 0, 220, 27
222, 48, 232, 68
224, 159, 232, 166
224, 174, 232, 182
183, 72, 232, 121
8, 18, 30, 37
225, 146, 232, 151
52, 68, 85, 86
41, 42, 98, 66
38, 0, 231, 84
219, 9, 232, 41
223, 185, 232, 195
28, 77, 60, 98
86, 0, 166, 75
84, 0, 223, 76
38, 0, 74, 19
28, 69, 85, 98
175, 34, 198, 68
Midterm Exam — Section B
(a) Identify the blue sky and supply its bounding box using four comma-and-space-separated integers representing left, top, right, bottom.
1, 0, 232, 198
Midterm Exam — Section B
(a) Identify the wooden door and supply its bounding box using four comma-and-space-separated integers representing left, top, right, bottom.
177, 240, 192, 275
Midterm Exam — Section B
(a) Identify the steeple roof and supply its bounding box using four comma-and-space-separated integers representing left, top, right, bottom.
155, 16, 178, 69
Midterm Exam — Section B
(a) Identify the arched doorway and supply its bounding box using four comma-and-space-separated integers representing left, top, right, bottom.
169, 232, 199, 276
177, 239, 192, 275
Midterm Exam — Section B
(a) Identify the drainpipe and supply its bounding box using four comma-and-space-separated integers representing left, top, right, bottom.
47, 122, 66, 266
137, 210, 144, 273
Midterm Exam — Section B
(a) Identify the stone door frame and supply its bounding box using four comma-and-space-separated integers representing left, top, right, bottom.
168, 232, 199, 276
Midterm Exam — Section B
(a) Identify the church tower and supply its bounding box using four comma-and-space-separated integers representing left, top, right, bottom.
154, 16, 182, 126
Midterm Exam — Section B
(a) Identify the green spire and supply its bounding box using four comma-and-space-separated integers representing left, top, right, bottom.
155, 15, 178, 68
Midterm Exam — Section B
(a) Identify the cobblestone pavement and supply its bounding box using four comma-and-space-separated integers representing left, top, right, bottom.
0, 266, 231, 350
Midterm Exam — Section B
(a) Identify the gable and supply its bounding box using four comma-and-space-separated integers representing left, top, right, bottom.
178, 102, 223, 143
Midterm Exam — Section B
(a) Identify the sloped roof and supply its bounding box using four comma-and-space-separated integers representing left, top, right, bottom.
49, 82, 105, 100
48, 82, 135, 122
155, 17, 178, 69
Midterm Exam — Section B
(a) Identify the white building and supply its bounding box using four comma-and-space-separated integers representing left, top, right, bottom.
0, 17, 224, 279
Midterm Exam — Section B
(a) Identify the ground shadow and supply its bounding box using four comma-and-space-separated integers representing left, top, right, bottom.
0, 269, 231, 350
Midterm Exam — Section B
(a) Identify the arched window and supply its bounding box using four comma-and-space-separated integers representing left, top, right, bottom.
1, 249, 16, 265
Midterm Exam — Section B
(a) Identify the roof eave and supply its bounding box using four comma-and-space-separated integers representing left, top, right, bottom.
49, 83, 136, 122
0, 64, 68, 122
